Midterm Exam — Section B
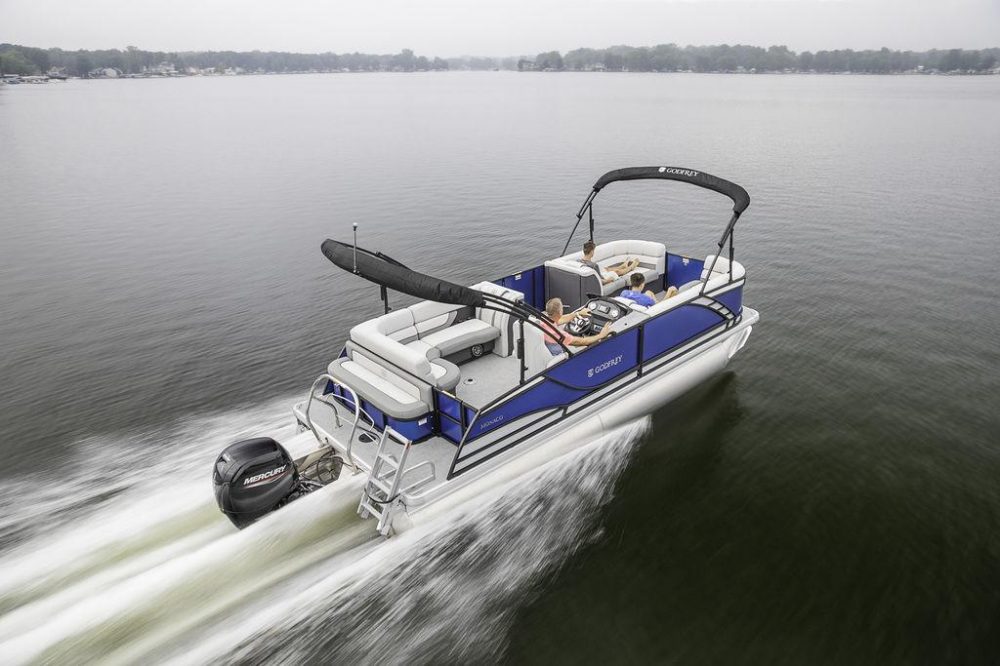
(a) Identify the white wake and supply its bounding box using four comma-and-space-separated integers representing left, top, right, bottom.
0, 397, 648, 665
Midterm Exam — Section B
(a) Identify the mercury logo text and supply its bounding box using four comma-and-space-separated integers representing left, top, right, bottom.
243, 465, 288, 487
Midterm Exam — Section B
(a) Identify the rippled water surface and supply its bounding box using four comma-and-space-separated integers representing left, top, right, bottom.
1, 73, 999, 664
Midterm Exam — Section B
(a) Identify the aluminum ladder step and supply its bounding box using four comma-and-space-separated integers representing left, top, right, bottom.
356, 427, 411, 536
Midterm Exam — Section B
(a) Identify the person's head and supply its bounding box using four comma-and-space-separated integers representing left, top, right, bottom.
545, 298, 563, 319
582, 240, 596, 258
629, 273, 645, 290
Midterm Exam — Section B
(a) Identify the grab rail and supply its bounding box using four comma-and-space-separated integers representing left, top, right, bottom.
304, 374, 376, 473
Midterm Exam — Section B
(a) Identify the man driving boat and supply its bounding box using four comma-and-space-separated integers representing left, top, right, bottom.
543, 297, 611, 355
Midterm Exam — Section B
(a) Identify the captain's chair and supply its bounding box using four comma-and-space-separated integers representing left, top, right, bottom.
522, 320, 566, 378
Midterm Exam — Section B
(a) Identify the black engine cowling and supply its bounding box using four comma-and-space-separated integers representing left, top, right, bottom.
213, 437, 301, 529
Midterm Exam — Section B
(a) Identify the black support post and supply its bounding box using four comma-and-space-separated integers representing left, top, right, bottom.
380, 285, 390, 314
729, 228, 735, 283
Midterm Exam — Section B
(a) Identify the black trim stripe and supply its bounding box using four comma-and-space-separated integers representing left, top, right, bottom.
448, 315, 748, 478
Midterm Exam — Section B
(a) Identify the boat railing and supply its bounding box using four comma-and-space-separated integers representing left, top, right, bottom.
304, 375, 438, 493
304, 373, 377, 472
447, 275, 747, 478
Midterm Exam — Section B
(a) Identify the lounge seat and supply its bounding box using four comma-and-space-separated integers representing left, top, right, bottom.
338, 281, 525, 427
427, 355, 461, 390
470, 281, 525, 357
523, 319, 566, 378
327, 356, 430, 420
350, 312, 461, 392
420, 319, 499, 358
545, 240, 667, 309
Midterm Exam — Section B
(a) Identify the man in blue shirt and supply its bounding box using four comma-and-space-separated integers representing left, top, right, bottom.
619, 273, 678, 307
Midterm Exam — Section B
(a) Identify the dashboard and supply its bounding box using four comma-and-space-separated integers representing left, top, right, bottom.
586, 298, 623, 321
565, 297, 629, 337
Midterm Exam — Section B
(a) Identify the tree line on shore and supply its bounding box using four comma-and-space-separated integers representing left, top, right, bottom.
2, 42, 998, 78
0, 44, 449, 76
532, 44, 1000, 73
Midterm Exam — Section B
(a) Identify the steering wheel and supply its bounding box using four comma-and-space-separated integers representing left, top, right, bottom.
565, 313, 592, 337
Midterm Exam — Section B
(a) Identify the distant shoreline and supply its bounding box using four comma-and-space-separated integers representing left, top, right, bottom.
3, 69, 998, 85
2, 42, 999, 79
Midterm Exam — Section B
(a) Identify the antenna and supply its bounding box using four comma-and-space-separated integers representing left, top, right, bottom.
352, 223, 358, 273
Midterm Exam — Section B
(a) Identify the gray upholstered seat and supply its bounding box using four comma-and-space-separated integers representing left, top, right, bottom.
426, 356, 461, 392
327, 356, 430, 419
339, 281, 526, 417
522, 319, 566, 378
420, 319, 499, 357
544, 240, 667, 309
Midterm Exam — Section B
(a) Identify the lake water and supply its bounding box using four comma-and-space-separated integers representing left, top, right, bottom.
1, 72, 998, 664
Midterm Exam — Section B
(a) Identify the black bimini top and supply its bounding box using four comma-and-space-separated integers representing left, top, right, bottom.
322, 239, 486, 308
593, 166, 750, 215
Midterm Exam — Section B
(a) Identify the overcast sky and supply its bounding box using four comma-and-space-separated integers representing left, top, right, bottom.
3, 0, 998, 55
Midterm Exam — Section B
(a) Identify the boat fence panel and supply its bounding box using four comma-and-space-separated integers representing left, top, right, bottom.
640, 304, 727, 363
435, 389, 478, 444
545, 328, 641, 390
462, 328, 642, 442
494, 265, 546, 310
714, 285, 744, 315
666, 253, 705, 289
448, 295, 741, 478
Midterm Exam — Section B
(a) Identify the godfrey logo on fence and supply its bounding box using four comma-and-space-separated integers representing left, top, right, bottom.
659, 167, 699, 178
588, 354, 624, 378
243, 465, 288, 487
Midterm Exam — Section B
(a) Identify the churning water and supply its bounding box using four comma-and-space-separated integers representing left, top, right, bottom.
0, 395, 647, 664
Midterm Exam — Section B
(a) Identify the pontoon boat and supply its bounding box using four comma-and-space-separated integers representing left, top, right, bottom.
212, 166, 759, 535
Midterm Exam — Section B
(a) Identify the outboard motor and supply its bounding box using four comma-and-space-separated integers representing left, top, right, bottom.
213, 437, 304, 529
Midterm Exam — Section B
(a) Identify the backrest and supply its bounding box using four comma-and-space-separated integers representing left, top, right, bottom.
367, 309, 418, 343
350, 351, 422, 400
523, 319, 566, 377
558, 240, 666, 275
598, 240, 666, 274
407, 300, 463, 337
346, 343, 433, 405
592, 241, 624, 262
350, 315, 435, 384
614, 295, 652, 314
700, 254, 746, 282
471, 281, 525, 357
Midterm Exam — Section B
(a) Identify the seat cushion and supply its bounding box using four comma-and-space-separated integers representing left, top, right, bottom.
701, 255, 746, 281
350, 317, 435, 384
407, 300, 463, 337
471, 281, 525, 357
406, 339, 442, 360
420, 319, 500, 357
327, 358, 430, 420
429, 358, 461, 392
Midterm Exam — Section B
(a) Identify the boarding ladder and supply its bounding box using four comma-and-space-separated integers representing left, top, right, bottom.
357, 427, 436, 536
302, 375, 436, 536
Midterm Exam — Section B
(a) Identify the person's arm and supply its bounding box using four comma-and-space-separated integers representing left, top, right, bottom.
556, 307, 590, 325
566, 323, 612, 347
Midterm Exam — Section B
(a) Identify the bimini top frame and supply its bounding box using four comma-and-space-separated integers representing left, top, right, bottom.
321, 239, 573, 355
561, 166, 751, 293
